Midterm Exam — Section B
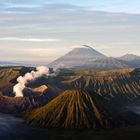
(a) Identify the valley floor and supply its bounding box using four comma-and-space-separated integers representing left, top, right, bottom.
17, 125, 140, 140
0, 108, 140, 140
2, 124, 139, 140
1, 102, 139, 139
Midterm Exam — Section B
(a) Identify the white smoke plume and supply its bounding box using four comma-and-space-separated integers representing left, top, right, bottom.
13, 66, 50, 97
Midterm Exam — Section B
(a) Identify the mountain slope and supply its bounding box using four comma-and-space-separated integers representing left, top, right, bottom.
0, 85, 61, 114
119, 54, 140, 61
80, 57, 129, 69
48, 45, 107, 68
60, 68, 140, 105
118, 54, 140, 68
0, 66, 33, 90
25, 89, 140, 129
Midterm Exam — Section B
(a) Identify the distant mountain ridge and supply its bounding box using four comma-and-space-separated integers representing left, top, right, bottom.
0, 61, 29, 67
48, 45, 140, 69
0, 45, 139, 69
118, 54, 140, 61
118, 54, 140, 68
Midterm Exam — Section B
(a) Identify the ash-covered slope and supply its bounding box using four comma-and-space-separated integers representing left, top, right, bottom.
59, 68, 140, 105
25, 89, 140, 129
0, 85, 61, 114
48, 45, 107, 68
0, 66, 62, 113
0, 66, 33, 90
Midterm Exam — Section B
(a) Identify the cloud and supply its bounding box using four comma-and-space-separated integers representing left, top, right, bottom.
0, 0, 140, 14
0, 2, 140, 64
0, 37, 60, 42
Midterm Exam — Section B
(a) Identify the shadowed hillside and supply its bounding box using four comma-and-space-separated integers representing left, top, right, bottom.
25, 89, 140, 129
0, 85, 61, 114
59, 68, 140, 105
0, 67, 33, 89
0, 66, 140, 128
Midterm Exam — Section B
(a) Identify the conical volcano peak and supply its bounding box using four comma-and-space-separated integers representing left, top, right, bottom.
72, 45, 93, 49
83, 45, 93, 49
48, 44, 108, 68
69, 45, 103, 57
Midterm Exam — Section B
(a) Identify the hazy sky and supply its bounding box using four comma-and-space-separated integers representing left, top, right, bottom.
0, 0, 140, 65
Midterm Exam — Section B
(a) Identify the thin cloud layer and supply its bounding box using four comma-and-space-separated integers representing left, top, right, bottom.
0, 37, 60, 42
0, 0, 140, 64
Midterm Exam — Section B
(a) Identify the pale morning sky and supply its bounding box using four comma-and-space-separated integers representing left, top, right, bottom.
0, 0, 140, 65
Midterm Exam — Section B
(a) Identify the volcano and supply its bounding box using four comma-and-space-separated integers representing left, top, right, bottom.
48, 45, 107, 68
119, 54, 140, 62
118, 54, 140, 68
25, 89, 140, 129
48, 45, 131, 69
